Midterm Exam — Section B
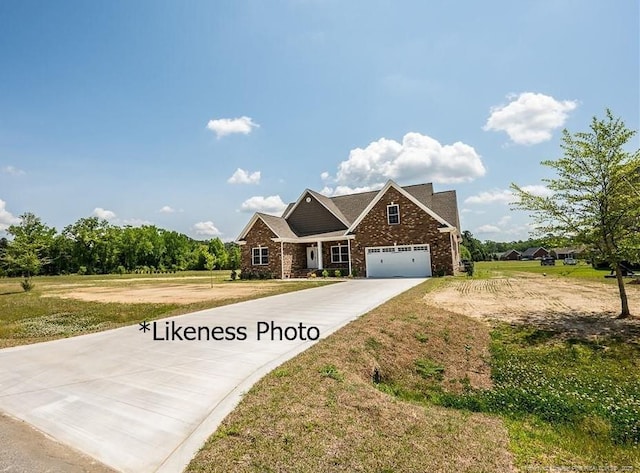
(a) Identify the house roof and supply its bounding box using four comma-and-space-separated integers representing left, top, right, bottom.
498, 249, 521, 258
346, 180, 455, 232
522, 247, 548, 257
236, 180, 460, 242
236, 213, 298, 241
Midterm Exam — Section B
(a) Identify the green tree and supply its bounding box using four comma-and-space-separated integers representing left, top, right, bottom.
225, 242, 242, 270
4, 213, 56, 290
511, 110, 640, 318
208, 237, 228, 269
459, 244, 472, 261
461, 231, 486, 261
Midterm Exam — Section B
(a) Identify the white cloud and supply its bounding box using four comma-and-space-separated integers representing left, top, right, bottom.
227, 168, 261, 185
0, 199, 20, 231
159, 205, 175, 213
476, 224, 502, 234
324, 132, 485, 188
193, 221, 222, 236
484, 92, 577, 145
93, 207, 116, 220
206, 116, 259, 138
2, 165, 25, 176
122, 218, 153, 227
320, 171, 330, 181
240, 195, 287, 215
464, 189, 513, 205
465, 185, 552, 205
521, 184, 553, 197
497, 215, 512, 226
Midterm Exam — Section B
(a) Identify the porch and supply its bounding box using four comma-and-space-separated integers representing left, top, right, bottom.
278, 235, 354, 279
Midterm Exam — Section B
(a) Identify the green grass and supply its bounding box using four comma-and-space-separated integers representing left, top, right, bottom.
0, 271, 336, 348
402, 324, 640, 467
473, 259, 625, 282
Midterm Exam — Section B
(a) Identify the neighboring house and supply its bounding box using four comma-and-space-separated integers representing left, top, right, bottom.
236, 180, 461, 278
553, 247, 581, 260
499, 249, 521, 261
521, 247, 549, 260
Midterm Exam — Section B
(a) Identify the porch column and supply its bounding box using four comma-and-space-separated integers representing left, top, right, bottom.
347, 239, 352, 277
317, 241, 323, 269
280, 241, 285, 279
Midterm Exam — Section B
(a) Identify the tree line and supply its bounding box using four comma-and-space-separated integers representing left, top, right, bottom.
460, 230, 557, 262
0, 213, 241, 278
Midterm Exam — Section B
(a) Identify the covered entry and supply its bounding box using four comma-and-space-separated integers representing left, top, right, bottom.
365, 244, 432, 278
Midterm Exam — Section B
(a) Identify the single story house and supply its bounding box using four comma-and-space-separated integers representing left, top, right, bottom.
552, 247, 581, 260
521, 247, 549, 260
236, 180, 461, 278
499, 249, 521, 261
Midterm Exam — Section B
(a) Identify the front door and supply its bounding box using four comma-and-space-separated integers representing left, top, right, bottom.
306, 246, 319, 269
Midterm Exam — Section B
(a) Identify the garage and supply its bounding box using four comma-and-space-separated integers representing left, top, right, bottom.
365, 244, 432, 278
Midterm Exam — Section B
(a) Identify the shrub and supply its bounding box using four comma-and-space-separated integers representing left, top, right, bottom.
77, 266, 87, 275
322, 269, 329, 278
21, 278, 35, 292
116, 265, 127, 275
466, 261, 475, 277
334, 269, 342, 277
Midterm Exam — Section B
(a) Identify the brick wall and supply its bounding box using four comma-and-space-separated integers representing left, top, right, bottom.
350, 187, 455, 276
241, 219, 282, 278
320, 241, 350, 274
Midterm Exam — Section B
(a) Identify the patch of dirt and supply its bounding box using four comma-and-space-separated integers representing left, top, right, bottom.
47, 283, 282, 304
425, 276, 640, 341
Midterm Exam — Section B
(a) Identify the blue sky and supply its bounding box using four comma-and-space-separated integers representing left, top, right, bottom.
1, 0, 638, 242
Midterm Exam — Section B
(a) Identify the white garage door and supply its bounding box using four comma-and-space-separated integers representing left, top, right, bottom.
365, 244, 432, 278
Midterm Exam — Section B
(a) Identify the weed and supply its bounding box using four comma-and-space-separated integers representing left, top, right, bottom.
414, 332, 428, 343
414, 358, 445, 380
319, 364, 343, 382
365, 337, 382, 351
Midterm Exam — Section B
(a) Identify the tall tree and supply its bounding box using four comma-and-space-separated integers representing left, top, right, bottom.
461, 230, 486, 261
4, 213, 56, 289
511, 110, 640, 318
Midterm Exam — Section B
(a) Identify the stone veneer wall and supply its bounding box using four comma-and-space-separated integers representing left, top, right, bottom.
350, 187, 455, 276
241, 219, 282, 278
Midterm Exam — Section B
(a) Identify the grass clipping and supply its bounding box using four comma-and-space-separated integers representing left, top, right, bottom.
187, 282, 514, 472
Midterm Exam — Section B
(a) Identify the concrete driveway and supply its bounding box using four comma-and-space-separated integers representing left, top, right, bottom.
0, 278, 424, 473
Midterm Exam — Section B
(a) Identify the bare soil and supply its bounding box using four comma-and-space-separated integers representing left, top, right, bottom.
424, 274, 640, 341
46, 282, 282, 304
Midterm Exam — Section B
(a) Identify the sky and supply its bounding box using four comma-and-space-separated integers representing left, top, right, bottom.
1, 0, 638, 242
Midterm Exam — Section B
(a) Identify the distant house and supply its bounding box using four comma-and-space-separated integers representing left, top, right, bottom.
552, 247, 581, 260
521, 247, 549, 260
499, 249, 521, 261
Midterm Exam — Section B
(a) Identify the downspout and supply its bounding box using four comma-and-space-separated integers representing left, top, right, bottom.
348, 239, 352, 277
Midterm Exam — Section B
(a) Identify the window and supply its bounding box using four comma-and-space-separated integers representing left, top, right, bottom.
331, 245, 349, 263
252, 247, 269, 265
387, 204, 399, 225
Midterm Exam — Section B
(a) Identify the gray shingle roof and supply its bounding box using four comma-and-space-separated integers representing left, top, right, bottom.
241, 181, 460, 241
257, 213, 298, 239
